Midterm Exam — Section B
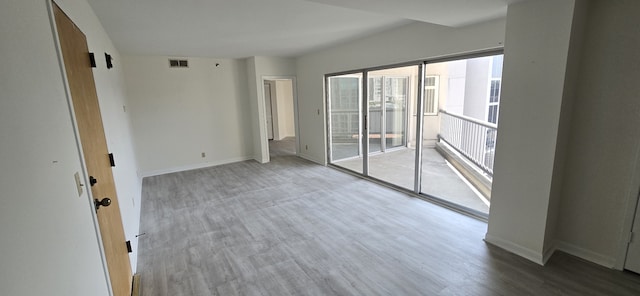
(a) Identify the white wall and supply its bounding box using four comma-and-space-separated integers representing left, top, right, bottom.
246, 56, 297, 162
442, 60, 467, 115
486, 0, 578, 264
275, 80, 296, 140
0, 0, 141, 294
463, 57, 491, 121
295, 19, 506, 164
556, 0, 640, 268
123, 56, 253, 176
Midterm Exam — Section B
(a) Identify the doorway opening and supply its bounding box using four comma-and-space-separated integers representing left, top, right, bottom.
263, 78, 298, 159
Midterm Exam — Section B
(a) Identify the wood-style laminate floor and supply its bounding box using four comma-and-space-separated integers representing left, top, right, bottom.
137, 155, 640, 295
268, 137, 296, 157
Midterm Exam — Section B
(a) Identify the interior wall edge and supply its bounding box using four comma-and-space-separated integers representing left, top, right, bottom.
484, 234, 545, 266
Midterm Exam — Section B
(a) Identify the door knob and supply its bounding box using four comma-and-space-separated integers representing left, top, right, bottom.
94, 198, 111, 211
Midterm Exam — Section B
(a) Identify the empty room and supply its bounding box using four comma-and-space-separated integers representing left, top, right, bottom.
3, 0, 640, 295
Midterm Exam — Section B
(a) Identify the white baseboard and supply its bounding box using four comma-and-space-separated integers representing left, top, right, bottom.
297, 153, 325, 165
554, 240, 616, 268
542, 241, 557, 264
485, 235, 617, 268
141, 156, 253, 177
484, 234, 545, 265
253, 153, 268, 164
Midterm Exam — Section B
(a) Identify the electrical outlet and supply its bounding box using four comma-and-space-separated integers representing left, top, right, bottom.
201, 152, 206, 158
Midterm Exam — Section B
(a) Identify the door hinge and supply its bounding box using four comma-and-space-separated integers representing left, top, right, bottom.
89, 52, 96, 68
108, 153, 115, 167
629, 232, 635, 244
126, 240, 132, 253
105, 53, 113, 69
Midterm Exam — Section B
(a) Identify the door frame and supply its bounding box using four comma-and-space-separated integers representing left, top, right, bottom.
47, 1, 114, 294
259, 76, 300, 163
263, 82, 275, 140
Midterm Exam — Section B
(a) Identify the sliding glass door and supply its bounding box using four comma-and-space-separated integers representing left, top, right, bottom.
326, 52, 503, 217
327, 66, 417, 190
419, 55, 502, 214
327, 73, 363, 173
366, 66, 418, 190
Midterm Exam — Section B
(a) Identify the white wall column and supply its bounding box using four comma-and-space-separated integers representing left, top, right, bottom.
486, 0, 579, 265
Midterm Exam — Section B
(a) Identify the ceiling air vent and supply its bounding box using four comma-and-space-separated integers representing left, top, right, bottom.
169, 59, 188, 68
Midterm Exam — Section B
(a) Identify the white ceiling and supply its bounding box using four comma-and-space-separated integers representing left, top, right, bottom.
86, 0, 518, 59
307, 0, 519, 27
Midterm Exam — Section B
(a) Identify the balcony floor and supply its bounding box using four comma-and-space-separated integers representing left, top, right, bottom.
333, 147, 490, 214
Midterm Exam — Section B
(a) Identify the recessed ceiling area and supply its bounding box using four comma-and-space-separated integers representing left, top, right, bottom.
306, 0, 523, 27
86, 0, 518, 59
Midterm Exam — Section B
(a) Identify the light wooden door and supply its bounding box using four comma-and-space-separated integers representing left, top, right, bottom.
625, 196, 640, 273
53, 4, 133, 295
264, 83, 274, 140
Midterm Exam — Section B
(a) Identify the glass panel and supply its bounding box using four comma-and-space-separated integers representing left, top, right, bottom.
366, 66, 418, 190
385, 77, 407, 149
489, 80, 500, 103
420, 54, 504, 215
328, 73, 363, 173
368, 77, 383, 153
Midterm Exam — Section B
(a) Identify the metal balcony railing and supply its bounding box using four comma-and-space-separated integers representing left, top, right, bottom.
438, 109, 497, 176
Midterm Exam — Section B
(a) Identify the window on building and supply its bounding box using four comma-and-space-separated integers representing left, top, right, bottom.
487, 79, 500, 124
424, 75, 439, 115
487, 55, 502, 124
